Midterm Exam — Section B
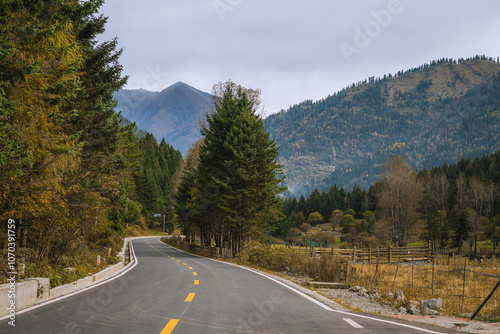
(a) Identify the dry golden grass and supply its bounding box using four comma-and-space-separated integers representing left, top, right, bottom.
349, 260, 500, 319
240, 242, 345, 283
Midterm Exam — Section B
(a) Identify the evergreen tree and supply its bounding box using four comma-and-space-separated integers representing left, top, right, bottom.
188, 81, 285, 254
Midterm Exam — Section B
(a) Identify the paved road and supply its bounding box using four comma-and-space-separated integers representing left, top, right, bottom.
1, 238, 460, 333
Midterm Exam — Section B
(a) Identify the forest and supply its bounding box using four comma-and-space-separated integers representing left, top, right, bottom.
0, 0, 182, 284
276, 151, 500, 253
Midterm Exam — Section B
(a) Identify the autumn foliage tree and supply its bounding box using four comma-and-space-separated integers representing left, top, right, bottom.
378, 156, 422, 246
0, 1, 184, 279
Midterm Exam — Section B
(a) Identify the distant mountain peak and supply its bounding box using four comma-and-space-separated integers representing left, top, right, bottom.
163, 81, 189, 91
114, 83, 213, 155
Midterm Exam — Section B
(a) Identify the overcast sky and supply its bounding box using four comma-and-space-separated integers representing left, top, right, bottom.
98, 0, 500, 116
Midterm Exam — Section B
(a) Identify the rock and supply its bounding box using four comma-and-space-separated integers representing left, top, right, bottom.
368, 288, 380, 300
369, 288, 379, 296
394, 289, 405, 301
357, 286, 367, 296
398, 306, 407, 314
420, 298, 442, 315
385, 292, 394, 300
408, 305, 420, 315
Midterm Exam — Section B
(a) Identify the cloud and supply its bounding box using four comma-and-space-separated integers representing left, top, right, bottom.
98, 0, 500, 115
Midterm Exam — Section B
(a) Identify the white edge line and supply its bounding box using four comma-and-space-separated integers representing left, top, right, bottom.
0, 237, 142, 321
158, 238, 445, 334
343, 318, 363, 328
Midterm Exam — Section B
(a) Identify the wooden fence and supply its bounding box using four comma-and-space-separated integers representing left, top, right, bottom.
293, 242, 433, 264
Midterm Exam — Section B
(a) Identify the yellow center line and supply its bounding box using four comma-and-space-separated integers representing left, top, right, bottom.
193, 272, 197, 276
184, 293, 195, 302
160, 319, 179, 334
182, 263, 187, 265
194, 280, 199, 285
189, 267, 193, 270
176, 260, 180, 262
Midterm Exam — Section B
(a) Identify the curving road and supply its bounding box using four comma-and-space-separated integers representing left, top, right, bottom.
0, 238, 459, 333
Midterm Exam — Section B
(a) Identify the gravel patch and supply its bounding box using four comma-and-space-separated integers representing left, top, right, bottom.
319, 288, 399, 315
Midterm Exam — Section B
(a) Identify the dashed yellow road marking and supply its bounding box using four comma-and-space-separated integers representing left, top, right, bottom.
189, 267, 193, 270
185, 293, 195, 302
176, 260, 180, 262
193, 272, 197, 276
160, 319, 179, 334
182, 263, 187, 265
194, 280, 199, 285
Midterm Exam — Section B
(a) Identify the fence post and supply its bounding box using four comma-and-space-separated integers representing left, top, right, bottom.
461, 261, 467, 313
352, 246, 356, 262
431, 260, 435, 298
388, 245, 392, 263
428, 240, 433, 262
360, 261, 364, 287
391, 262, 400, 291
346, 261, 352, 286
411, 260, 414, 297
371, 246, 380, 289
369, 246, 372, 264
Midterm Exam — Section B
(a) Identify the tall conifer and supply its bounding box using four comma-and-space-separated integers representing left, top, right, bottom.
191, 81, 285, 254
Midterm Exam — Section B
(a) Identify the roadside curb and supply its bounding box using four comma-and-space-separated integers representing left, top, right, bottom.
0, 235, 156, 320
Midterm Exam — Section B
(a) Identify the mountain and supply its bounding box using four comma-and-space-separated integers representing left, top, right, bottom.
264, 56, 500, 197
119, 114, 148, 139
114, 82, 213, 155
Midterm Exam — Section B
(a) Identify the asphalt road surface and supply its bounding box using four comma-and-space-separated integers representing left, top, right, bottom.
0, 238, 461, 333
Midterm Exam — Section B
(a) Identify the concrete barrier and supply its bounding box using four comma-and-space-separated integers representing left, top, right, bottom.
92, 262, 124, 282
50, 276, 94, 299
0, 277, 50, 316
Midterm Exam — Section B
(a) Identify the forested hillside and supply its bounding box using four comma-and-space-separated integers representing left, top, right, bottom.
264, 56, 500, 196
276, 151, 500, 251
0, 0, 182, 283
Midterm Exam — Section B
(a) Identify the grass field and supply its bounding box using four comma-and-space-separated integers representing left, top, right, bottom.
349, 257, 500, 319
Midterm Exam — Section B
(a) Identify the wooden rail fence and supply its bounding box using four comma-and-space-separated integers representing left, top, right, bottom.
292, 242, 433, 264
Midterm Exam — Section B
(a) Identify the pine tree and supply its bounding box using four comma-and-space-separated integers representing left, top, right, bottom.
189, 81, 285, 254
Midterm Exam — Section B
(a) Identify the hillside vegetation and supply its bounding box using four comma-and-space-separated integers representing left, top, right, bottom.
0, 0, 182, 285
264, 56, 500, 196
276, 150, 500, 253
